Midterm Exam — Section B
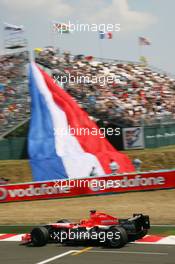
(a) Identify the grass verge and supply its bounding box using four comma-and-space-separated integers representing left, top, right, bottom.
0, 145, 174, 183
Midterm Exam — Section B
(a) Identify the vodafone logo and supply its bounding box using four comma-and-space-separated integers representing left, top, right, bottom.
0, 187, 8, 200
0, 184, 70, 202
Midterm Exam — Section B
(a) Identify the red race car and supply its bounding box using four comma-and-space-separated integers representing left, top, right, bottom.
22, 210, 150, 248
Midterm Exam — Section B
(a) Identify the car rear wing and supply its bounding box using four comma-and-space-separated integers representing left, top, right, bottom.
131, 214, 150, 230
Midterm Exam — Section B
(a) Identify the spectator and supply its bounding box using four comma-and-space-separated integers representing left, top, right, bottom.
89, 166, 98, 177
109, 159, 120, 175
133, 158, 142, 172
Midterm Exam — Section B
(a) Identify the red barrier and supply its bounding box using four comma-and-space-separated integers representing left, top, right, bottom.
0, 170, 175, 203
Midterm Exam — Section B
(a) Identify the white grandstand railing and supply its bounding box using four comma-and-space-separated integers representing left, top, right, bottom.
93, 56, 139, 65
36, 50, 175, 79
70, 54, 174, 79
92, 56, 175, 79
147, 64, 175, 79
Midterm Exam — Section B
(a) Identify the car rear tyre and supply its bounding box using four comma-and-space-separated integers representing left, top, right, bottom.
105, 226, 128, 248
31, 227, 49, 246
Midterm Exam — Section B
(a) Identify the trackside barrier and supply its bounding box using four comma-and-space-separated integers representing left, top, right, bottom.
0, 170, 175, 203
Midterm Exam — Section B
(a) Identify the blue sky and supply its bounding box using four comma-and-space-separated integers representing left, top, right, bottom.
0, 0, 174, 74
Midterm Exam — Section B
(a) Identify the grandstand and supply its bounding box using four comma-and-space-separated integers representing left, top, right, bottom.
36, 47, 175, 128
0, 51, 30, 138
0, 47, 175, 150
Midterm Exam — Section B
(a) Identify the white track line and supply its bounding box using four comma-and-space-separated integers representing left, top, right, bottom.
35, 250, 78, 264
87, 250, 168, 255
151, 225, 175, 227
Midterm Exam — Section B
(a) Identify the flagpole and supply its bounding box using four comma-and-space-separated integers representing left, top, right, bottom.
138, 38, 141, 63
50, 21, 55, 49
52, 21, 59, 51
138, 37, 150, 65
3, 23, 8, 54
98, 31, 104, 59
99, 39, 103, 58
3, 24, 5, 54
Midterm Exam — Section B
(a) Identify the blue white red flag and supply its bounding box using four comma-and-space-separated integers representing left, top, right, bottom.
28, 63, 134, 181
99, 31, 113, 39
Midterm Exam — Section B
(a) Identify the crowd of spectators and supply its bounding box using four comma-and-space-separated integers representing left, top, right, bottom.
0, 47, 174, 135
0, 51, 29, 136
35, 47, 175, 127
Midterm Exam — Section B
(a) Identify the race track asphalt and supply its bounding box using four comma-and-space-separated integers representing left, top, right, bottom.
0, 242, 175, 264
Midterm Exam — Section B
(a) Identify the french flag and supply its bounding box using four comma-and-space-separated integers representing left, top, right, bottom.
99, 31, 113, 39
28, 63, 134, 181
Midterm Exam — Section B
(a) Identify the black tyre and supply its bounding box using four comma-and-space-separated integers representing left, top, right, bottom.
31, 227, 49, 246
56, 219, 70, 223
105, 226, 128, 248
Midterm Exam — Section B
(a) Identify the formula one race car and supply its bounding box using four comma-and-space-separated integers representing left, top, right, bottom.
22, 210, 150, 248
